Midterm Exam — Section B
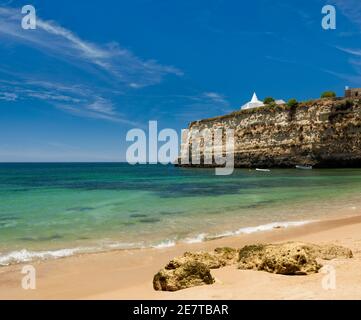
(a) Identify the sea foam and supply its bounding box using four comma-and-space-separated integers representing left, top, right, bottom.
211, 220, 312, 239
183, 233, 207, 244
152, 240, 176, 249
0, 248, 82, 266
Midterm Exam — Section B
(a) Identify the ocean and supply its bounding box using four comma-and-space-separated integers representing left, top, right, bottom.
0, 163, 361, 265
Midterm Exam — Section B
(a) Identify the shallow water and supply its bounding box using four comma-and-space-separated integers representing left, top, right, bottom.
0, 163, 361, 265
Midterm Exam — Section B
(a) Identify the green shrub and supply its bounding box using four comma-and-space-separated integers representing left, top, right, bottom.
321, 91, 336, 98
263, 97, 275, 105
287, 98, 298, 108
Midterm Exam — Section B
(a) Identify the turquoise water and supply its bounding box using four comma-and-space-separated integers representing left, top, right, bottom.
1, 163, 361, 265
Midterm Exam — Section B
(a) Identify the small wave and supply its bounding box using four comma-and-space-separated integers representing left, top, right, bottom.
212, 220, 312, 239
0, 241, 147, 266
152, 240, 176, 249
103, 241, 145, 250
183, 233, 207, 244
0, 248, 83, 266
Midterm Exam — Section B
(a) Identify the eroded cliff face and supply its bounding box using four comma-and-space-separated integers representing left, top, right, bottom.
180, 98, 361, 168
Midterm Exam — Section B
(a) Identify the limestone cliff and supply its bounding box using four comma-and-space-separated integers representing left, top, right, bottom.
179, 98, 361, 168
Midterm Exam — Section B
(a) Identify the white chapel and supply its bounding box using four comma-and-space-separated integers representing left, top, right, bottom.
241, 92, 285, 110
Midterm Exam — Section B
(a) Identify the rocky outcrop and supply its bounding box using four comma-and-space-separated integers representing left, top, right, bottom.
309, 243, 353, 260
153, 243, 353, 291
166, 247, 239, 270
238, 242, 353, 275
153, 261, 214, 291
214, 247, 239, 265
178, 98, 361, 168
153, 247, 238, 291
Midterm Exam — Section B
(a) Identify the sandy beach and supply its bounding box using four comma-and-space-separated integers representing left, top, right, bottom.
1, 211, 361, 300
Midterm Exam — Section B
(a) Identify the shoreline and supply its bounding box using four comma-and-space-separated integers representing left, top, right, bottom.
1, 200, 359, 267
0, 219, 314, 266
0, 211, 361, 299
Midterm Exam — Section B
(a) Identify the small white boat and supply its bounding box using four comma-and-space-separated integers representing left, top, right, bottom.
256, 168, 271, 172
296, 165, 313, 170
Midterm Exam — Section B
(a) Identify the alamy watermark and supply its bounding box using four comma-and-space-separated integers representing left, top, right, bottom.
126, 121, 235, 175
21, 265, 36, 290
21, 5, 37, 30
322, 5, 336, 30
321, 265, 336, 290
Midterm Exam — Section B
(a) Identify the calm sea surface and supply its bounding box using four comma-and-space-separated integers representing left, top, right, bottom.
1, 163, 361, 265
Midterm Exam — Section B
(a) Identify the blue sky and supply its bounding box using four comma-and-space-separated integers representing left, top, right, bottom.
1, 0, 361, 162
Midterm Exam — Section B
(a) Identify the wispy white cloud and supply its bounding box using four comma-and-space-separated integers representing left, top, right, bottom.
0, 5, 183, 126
153, 91, 232, 121
322, 68, 361, 84
86, 97, 117, 116
202, 92, 229, 105
27, 92, 82, 103
326, 45, 361, 84
327, 0, 361, 83
0, 6, 182, 88
333, 0, 361, 29
0, 91, 17, 101
337, 46, 361, 57
0, 75, 142, 126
